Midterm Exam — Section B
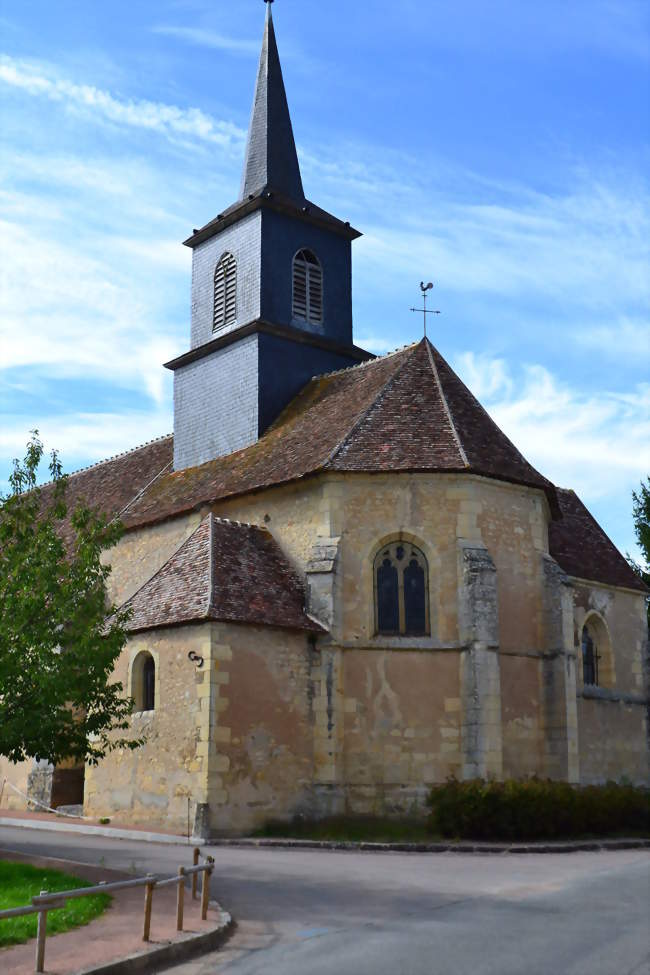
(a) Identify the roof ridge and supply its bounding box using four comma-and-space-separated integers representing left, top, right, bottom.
206, 512, 215, 619
309, 342, 418, 382
324, 342, 422, 469
430, 346, 549, 480
116, 517, 203, 615
40, 433, 174, 487
424, 341, 470, 469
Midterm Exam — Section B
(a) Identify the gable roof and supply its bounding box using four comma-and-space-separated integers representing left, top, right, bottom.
39, 436, 173, 548
549, 488, 648, 593
119, 514, 323, 634
121, 339, 559, 530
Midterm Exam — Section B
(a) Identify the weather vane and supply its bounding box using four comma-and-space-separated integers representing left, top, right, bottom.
410, 282, 441, 338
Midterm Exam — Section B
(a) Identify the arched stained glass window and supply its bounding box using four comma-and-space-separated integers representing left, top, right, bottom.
377, 558, 399, 634
404, 558, 426, 635
374, 541, 429, 636
292, 249, 323, 325
581, 625, 599, 686
213, 252, 237, 331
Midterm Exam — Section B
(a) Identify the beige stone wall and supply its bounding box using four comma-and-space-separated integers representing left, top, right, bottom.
577, 697, 648, 784
0, 757, 32, 811
572, 580, 648, 784
105, 512, 201, 607
208, 624, 315, 834
500, 654, 544, 779
573, 582, 647, 695
83, 468, 648, 833
340, 649, 462, 814
85, 624, 211, 832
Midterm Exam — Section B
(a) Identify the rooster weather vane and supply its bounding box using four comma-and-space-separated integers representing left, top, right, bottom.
410, 282, 441, 338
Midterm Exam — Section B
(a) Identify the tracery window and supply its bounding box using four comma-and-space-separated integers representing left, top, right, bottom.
374, 541, 429, 636
581, 624, 599, 686
292, 249, 323, 325
132, 651, 156, 712
213, 252, 237, 331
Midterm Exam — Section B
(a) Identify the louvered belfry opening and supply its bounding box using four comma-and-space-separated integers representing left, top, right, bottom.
293, 249, 323, 325
213, 252, 237, 332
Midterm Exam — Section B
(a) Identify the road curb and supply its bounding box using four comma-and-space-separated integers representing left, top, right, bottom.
205, 837, 650, 855
0, 816, 207, 847
72, 909, 235, 975
2, 817, 647, 854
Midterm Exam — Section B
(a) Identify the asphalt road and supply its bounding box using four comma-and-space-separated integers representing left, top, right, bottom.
1, 827, 648, 975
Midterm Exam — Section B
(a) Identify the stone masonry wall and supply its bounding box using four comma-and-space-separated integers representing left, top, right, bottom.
0, 756, 32, 811
206, 623, 315, 835
85, 469, 649, 832
85, 624, 212, 832
573, 581, 648, 784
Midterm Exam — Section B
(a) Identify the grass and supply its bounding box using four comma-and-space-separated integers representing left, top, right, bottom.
0, 860, 111, 948
254, 815, 434, 843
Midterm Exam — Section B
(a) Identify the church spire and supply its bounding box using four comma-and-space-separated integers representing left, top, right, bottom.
240, 1, 305, 202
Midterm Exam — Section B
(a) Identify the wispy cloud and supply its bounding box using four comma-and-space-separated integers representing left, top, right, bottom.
454, 351, 650, 506
0, 55, 246, 149
358, 176, 650, 308
0, 412, 172, 483
152, 25, 258, 55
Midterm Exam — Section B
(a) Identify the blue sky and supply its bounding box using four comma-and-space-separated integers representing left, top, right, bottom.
1, 0, 648, 562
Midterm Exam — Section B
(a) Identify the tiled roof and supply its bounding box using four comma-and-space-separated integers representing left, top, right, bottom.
40, 436, 173, 547
121, 339, 559, 529
119, 514, 323, 633
549, 488, 648, 593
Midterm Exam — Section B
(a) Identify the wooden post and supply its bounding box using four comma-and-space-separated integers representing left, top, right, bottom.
35, 893, 47, 974
192, 848, 200, 900
176, 867, 185, 932
200, 858, 214, 921
143, 880, 154, 942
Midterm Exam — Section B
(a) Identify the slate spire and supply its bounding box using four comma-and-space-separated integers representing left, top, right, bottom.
240, 2, 305, 202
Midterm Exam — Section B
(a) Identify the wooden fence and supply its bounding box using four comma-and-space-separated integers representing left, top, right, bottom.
0, 848, 215, 974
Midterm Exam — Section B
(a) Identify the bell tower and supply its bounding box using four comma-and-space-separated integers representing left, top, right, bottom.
167, 1, 371, 471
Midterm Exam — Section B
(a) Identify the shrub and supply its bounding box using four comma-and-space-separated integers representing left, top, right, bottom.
427, 778, 650, 841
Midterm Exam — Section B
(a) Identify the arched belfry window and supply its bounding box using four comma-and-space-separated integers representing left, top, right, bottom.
213, 252, 237, 332
292, 249, 323, 325
374, 541, 429, 636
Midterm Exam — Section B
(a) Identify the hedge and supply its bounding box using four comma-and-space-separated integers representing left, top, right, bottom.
427, 778, 650, 841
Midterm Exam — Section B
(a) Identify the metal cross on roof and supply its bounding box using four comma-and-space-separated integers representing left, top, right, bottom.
410, 282, 441, 338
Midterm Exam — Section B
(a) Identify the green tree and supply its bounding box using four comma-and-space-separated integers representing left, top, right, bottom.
0, 434, 141, 765
628, 477, 650, 625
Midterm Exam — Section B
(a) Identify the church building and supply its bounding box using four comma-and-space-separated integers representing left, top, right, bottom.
3, 4, 648, 835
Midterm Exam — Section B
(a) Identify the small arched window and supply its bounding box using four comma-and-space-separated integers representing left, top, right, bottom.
581, 625, 598, 686
132, 651, 156, 712
292, 249, 323, 325
213, 252, 237, 332
374, 541, 429, 636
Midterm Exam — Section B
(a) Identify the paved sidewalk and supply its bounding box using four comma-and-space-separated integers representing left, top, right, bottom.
0, 850, 228, 975
0, 809, 195, 845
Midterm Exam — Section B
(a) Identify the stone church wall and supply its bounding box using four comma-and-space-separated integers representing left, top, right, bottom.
0, 756, 32, 811
339, 649, 461, 814
85, 623, 212, 832
207, 623, 315, 835
82, 469, 648, 833
572, 581, 648, 785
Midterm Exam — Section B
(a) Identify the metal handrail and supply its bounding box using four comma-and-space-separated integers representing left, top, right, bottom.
0, 850, 215, 974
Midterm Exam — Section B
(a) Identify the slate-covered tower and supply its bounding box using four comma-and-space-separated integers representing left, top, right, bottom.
167, 3, 371, 471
